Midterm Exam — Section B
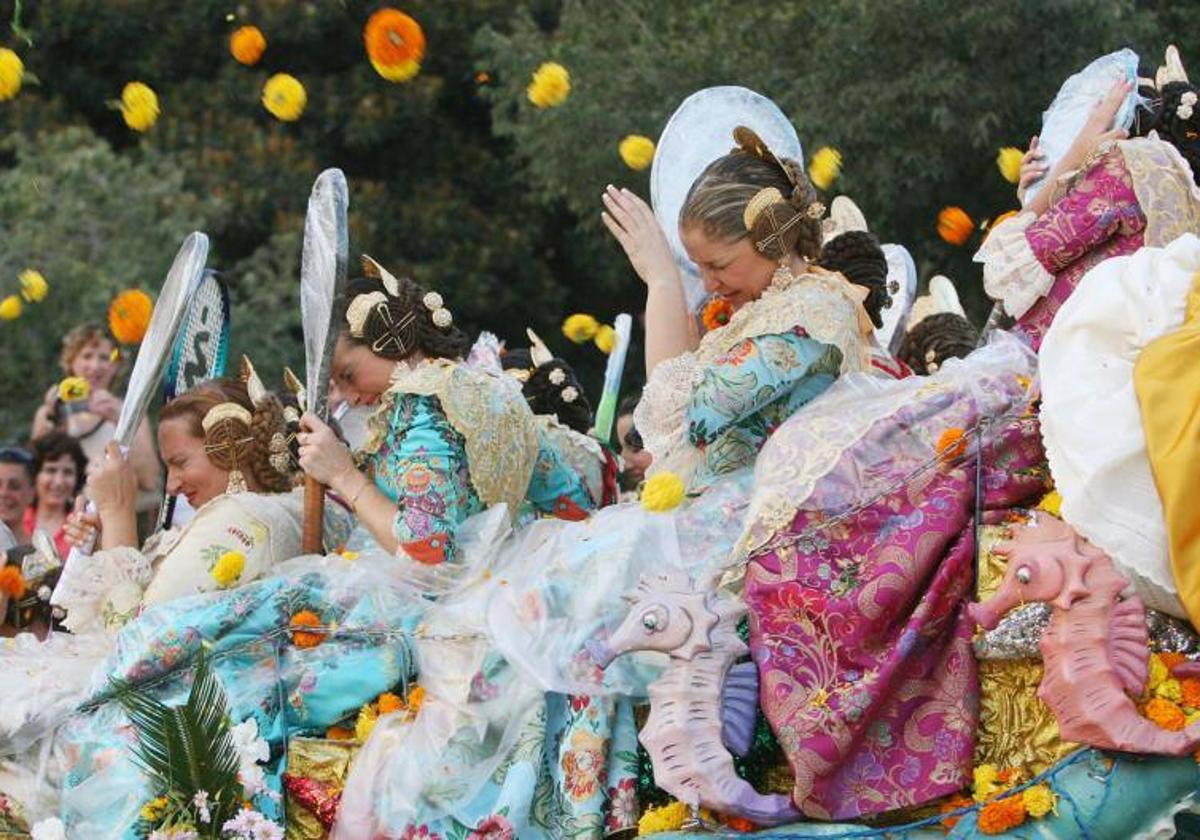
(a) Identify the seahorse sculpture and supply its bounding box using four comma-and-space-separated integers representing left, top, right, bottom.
587, 568, 801, 825
969, 512, 1200, 754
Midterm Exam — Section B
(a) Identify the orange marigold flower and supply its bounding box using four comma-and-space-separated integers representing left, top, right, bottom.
0, 566, 26, 599
290, 609, 326, 648
1161, 651, 1188, 670
406, 684, 425, 713
937, 206, 975, 246
701, 297, 733, 332
230, 25, 267, 65
937, 427, 968, 461
364, 8, 425, 68
977, 794, 1027, 834
108, 289, 154, 345
718, 814, 756, 832
325, 725, 354, 740
1181, 677, 1200, 711
939, 794, 974, 830
1146, 696, 1187, 731
377, 692, 404, 715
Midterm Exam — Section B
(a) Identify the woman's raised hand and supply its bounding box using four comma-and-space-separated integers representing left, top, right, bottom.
1017, 136, 1047, 202
88, 441, 136, 517
1066, 79, 1132, 167
63, 496, 100, 549
601, 185, 680, 290
297, 412, 356, 488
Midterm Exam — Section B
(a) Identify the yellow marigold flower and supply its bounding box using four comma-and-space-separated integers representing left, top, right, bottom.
562, 313, 599, 343
594, 324, 616, 354
1036, 490, 1062, 518
230, 25, 267, 66
121, 82, 160, 132
972, 763, 1000, 803
109, 289, 154, 344
637, 799, 689, 835
527, 61, 570, 108
808, 146, 843, 190
1022, 784, 1056, 819
997, 147, 1023, 184
355, 701, 379, 742
1148, 654, 1169, 691
641, 472, 686, 512
140, 795, 168, 822
18, 269, 48, 303
619, 134, 656, 171
371, 57, 420, 83
58, 377, 91, 403
262, 73, 306, 122
0, 295, 23, 321
0, 48, 23, 101
1157, 677, 1183, 703
211, 550, 246, 588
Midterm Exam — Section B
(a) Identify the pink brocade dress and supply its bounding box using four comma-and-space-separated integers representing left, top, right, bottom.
742, 378, 1048, 819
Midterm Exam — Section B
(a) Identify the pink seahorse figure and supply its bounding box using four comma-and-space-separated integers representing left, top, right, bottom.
969, 512, 1200, 754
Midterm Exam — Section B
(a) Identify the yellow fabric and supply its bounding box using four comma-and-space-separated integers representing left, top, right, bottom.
974, 525, 1077, 773
285, 737, 359, 839
1134, 272, 1200, 630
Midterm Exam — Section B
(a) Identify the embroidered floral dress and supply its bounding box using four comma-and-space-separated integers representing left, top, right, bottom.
976, 135, 1200, 350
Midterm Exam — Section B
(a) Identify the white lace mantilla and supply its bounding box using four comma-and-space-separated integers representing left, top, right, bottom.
634, 267, 872, 485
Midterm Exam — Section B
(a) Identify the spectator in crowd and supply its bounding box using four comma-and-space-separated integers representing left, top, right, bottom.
0, 447, 37, 546
25, 433, 87, 558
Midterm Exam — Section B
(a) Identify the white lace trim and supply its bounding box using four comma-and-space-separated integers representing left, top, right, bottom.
634, 267, 872, 487
974, 211, 1054, 320
54, 545, 156, 635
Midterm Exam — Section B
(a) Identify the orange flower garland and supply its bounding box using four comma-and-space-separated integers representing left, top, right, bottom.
0, 566, 26, 599
938, 794, 974, 830
977, 793, 1028, 833
364, 8, 425, 82
1145, 696, 1187, 731
230, 25, 267, 65
701, 298, 733, 331
937, 206, 975, 246
108, 289, 154, 345
290, 610, 326, 648
377, 692, 404, 715
936, 427, 968, 461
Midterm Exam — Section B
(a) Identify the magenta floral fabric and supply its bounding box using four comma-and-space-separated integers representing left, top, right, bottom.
744, 397, 1047, 819
1015, 147, 1146, 350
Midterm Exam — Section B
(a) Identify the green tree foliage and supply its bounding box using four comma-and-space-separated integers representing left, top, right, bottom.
0, 127, 219, 433
0, 0, 1184, 440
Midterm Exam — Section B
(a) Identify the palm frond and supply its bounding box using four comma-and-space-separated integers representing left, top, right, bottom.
111, 650, 243, 827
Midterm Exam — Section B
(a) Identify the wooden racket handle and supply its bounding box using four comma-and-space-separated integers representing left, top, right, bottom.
302, 475, 325, 554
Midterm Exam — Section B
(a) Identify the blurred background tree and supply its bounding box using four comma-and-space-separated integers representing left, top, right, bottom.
0, 0, 1182, 440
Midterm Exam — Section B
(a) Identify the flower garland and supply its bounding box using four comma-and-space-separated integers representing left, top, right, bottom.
352, 685, 425, 742
967, 762, 1059, 835
289, 610, 326, 648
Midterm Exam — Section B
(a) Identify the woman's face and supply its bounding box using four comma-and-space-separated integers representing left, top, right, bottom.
331, 335, 399, 408
70, 338, 117, 390
681, 226, 776, 309
159, 417, 229, 509
36, 454, 78, 511
616, 413, 652, 486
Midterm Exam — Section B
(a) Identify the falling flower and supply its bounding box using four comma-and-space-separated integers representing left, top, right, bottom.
996, 147, 1023, 184
364, 8, 425, 82
593, 324, 616, 354
58, 377, 91, 403
618, 134, 655, 171
290, 609, 326, 648
0, 295, 22, 321
18, 269, 47, 302
701, 297, 733, 331
937, 206, 975, 246
641, 471, 686, 512
0, 49, 24, 101
210, 550, 245, 588
230, 25, 267, 66
262, 73, 306, 122
808, 146, 843, 190
527, 61, 570, 108
109, 289, 154, 344
561, 313, 599, 343
121, 82, 160, 132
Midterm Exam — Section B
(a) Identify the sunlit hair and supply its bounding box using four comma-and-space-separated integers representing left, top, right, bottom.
59, 323, 114, 374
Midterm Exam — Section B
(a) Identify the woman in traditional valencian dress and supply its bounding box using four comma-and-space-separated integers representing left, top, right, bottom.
976, 47, 1200, 350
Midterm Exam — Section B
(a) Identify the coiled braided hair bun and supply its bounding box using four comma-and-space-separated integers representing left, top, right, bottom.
342, 272, 471, 362
896, 313, 979, 375
818, 230, 892, 328
501, 349, 594, 434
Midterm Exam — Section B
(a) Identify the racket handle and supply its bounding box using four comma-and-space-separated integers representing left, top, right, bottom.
302, 475, 325, 554
50, 500, 98, 606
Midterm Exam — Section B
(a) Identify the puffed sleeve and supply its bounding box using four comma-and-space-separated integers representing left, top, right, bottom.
686, 329, 841, 447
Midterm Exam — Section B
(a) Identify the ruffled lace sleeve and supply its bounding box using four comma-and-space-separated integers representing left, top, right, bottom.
974, 211, 1054, 320
52, 535, 171, 635
633, 349, 705, 481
